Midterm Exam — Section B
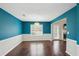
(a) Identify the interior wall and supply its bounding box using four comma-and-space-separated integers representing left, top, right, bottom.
51, 4, 79, 45
0, 4, 77, 43
51, 5, 77, 56
22, 22, 30, 34
51, 6, 77, 41
0, 8, 22, 40
77, 4, 79, 44
0, 4, 78, 56
22, 22, 51, 34
0, 8, 22, 56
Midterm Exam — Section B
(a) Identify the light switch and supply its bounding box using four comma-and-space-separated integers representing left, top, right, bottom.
67, 31, 69, 34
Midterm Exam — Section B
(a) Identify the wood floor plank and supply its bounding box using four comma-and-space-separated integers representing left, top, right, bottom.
6, 40, 69, 56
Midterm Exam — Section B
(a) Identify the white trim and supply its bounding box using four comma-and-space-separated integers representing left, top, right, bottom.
77, 45, 79, 56
0, 35, 22, 56
51, 23, 53, 39
66, 38, 77, 56
52, 18, 67, 24
51, 18, 67, 40
22, 34, 52, 41
1, 34, 78, 56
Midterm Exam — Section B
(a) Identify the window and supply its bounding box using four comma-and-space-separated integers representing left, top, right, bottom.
31, 22, 43, 35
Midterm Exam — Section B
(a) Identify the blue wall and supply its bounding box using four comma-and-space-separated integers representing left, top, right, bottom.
22, 22, 51, 34
77, 4, 79, 44
51, 5, 79, 45
0, 5, 78, 44
0, 8, 51, 41
22, 22, 30, 34
42, 22, 51, 34
51, 6, 77, 41
0, 8, 22, 40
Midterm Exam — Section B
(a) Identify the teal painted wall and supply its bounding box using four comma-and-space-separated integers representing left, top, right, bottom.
77, 4, 79, 44
0, 8, 22, 40
22, 22, 30, 34
1, 4, 79, 45
22, 22, 51, 34
51, 4, 79, 45
0, 8, 51, 41
51, 6, 77, 41
42, 22, 51, 34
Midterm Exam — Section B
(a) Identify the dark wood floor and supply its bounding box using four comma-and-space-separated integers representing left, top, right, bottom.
6, 40, 69, 56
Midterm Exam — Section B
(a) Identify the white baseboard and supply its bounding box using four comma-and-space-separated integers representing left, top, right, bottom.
1, 35, 78, 56
66, 38, 77, 56
77, 45, 79, 56
22, 34, 52, 41
0, 34, 52, 56
0, 35, 22, 56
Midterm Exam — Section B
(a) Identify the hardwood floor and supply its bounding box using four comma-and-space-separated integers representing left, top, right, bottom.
6, 40, 69, 56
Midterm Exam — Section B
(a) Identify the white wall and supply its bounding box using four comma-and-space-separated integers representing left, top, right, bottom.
0, 35, 22, 56
66, 38, 77, 56
22, 34, 52, 41
77, 45, 79, 56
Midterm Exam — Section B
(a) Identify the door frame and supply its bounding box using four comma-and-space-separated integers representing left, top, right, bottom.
51, 18, 67, 41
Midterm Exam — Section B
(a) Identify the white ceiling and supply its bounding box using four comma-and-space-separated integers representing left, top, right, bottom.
0, 3, 76, 22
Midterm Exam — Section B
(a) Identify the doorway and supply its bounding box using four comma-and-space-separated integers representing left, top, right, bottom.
52, 18, 67, 40
51, 18, 67, 55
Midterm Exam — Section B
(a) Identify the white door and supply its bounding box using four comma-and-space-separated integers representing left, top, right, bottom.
53, 24, 60, 39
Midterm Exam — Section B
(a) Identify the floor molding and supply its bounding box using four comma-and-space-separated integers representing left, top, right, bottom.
22, 34, 52, 41
77, 45, 79, 56
66, 38, 77, 56
0, 35, 22, 56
